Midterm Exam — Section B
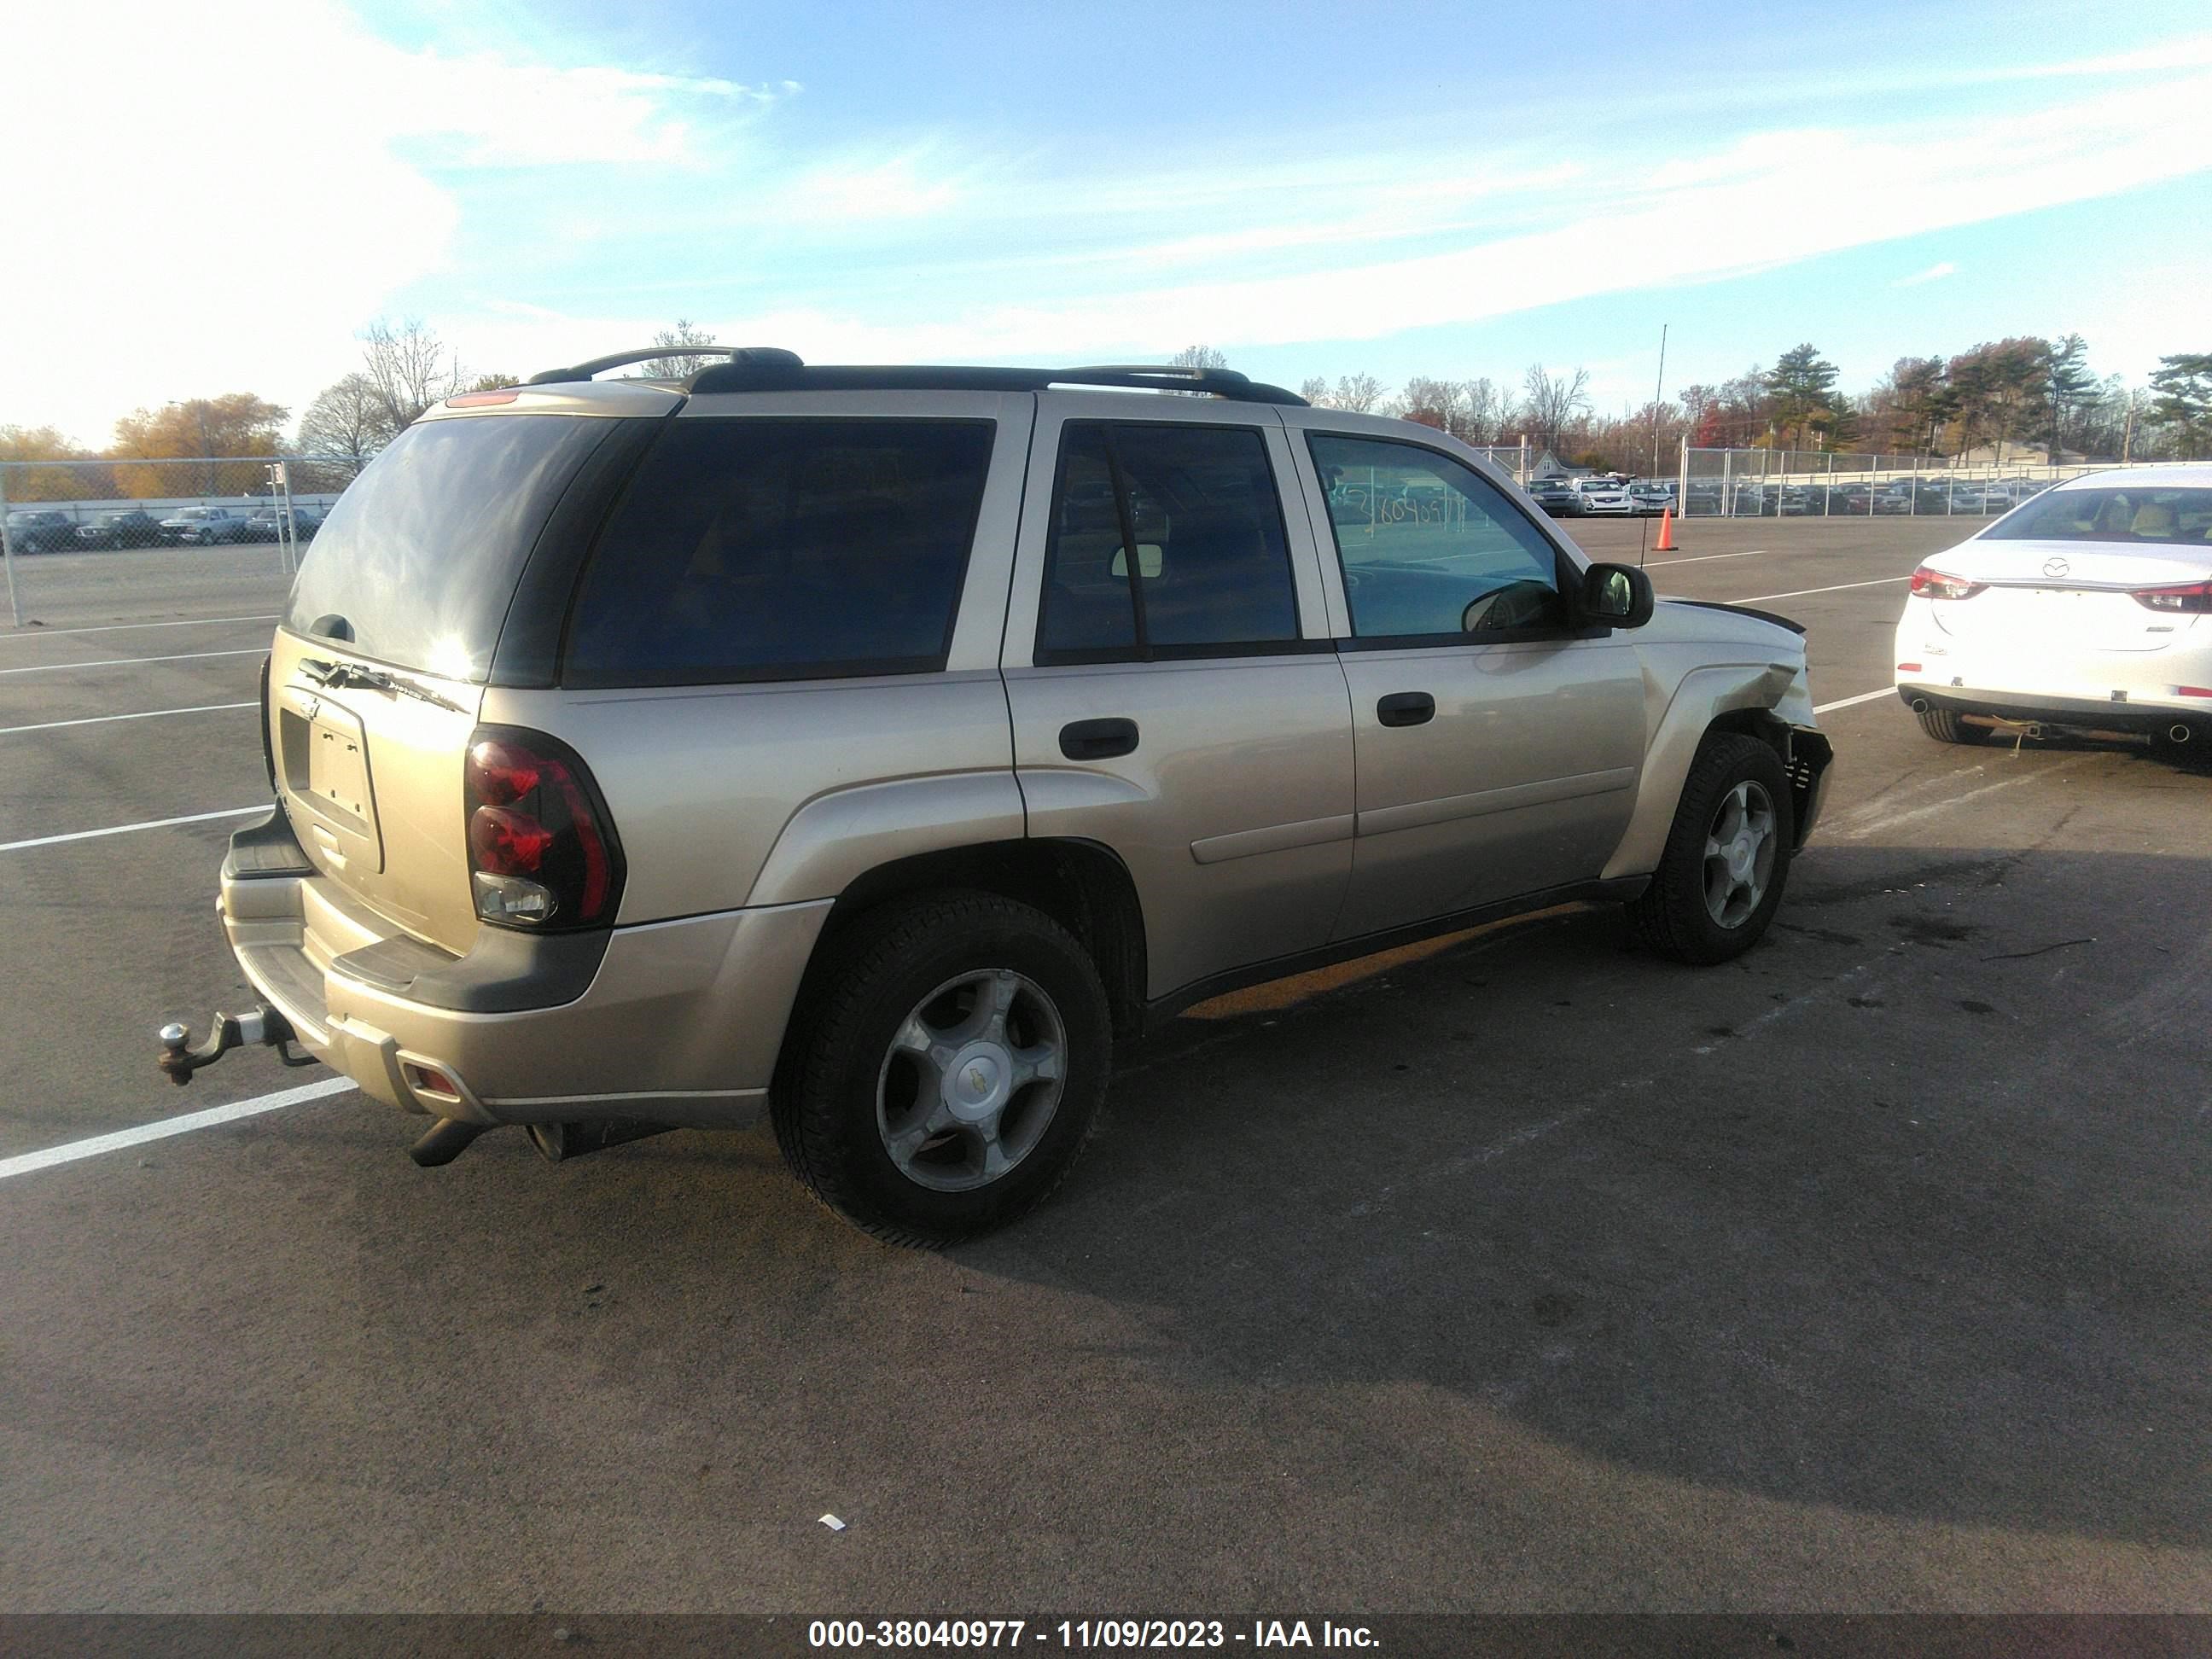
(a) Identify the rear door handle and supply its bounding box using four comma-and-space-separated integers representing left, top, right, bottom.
1060, 717, 1139, 760
1377, 692, 1435, 728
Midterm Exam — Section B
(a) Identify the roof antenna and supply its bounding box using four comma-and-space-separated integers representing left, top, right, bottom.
1641, 322, 1668, 568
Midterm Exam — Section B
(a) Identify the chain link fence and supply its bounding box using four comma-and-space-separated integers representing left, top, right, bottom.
1674, 445, 2194, 520
0, 456, 362, 626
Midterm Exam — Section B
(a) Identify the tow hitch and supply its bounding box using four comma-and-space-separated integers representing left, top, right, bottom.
157, 1004, 319, 1085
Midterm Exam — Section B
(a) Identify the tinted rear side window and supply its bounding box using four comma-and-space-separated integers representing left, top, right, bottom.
563, 418, 994, 687
1037, 422, 1301, 662
285, 415, 612, 682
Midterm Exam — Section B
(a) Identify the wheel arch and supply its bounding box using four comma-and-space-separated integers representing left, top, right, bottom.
806, 837, 1149, 1044
1602, 661, 1820, 879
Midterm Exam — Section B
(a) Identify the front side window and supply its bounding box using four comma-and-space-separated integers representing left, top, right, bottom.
1036, 422, 1301, 662
564, 418, 994, 687
1308, 433, 1565, 641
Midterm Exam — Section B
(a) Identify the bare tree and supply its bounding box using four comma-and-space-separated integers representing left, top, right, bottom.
1168, 344, 1229, 370
1462, 376, 1508, 445
1298, 375, 1330, 405
359, 319, 464, 434
1394, 375, 1464, 433
1520, 363, 1592, 446
1332, 373, 1384, 414
295, 372, 399, 476
637, 319, 722, 379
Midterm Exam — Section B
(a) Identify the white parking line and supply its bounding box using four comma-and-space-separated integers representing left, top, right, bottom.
0, 613, 278, 641
1813, 688, 1897, 714
1831, 766, 2054, 841
1645, 548, 1769, 567
0, 701, 255, 736
0, 805, 265, 854
0, 1076, 355, 1182
1729, 575, 1912, 604
0, 648, 265, 677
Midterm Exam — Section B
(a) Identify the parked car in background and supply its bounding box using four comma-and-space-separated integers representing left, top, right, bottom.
1896, 469, 2212, 751
1529, 476, 1579, 517
75, 509, 164, 549
1628, 481, 1674, 516
160, 507, 249, 544
245, 505, 322, 542
160, 348, 1834, 1243
1573, 477, 1635, 516
3, 509, 77, 552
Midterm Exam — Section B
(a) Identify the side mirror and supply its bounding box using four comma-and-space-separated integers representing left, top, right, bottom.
1580, 562, 1654, 629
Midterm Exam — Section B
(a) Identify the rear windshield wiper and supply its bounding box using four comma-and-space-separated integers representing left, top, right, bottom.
301, 658, 469, 714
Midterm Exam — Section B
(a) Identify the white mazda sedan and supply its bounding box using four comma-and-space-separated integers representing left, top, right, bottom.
1894, 468, 2212, 751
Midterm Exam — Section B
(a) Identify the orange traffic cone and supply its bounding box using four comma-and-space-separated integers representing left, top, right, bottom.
1654, 506, 1677, 552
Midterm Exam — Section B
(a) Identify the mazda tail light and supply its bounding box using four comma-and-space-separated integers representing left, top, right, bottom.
1908, 566, 1986, 601
2131, 579, 2212, 614
463, 728, 624, 928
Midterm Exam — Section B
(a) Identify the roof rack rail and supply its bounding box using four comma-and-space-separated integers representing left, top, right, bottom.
682, 357, 1307, 405
525, 345, 800, 386
1062, 363, 1253, 386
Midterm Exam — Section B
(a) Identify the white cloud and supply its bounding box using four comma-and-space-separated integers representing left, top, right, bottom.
1893, 262, 1959, 288
0, 0, 775, 444
674, 73, 2212, 369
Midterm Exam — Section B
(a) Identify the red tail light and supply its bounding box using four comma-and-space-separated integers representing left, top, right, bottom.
2131, 579, 2212, 614
1909, 566, 1985, 601
463, 729, 623, 928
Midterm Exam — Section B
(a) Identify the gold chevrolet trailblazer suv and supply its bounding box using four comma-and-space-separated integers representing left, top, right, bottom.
159, 347, 1833, 1243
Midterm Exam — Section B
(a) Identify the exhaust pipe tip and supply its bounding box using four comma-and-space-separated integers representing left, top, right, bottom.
2168, 723, 2193, 744
409, 1118, 486, 1168
1910, 697, 1931, 714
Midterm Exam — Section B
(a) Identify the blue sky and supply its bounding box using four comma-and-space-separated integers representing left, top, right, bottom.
11, 0, 2212, 443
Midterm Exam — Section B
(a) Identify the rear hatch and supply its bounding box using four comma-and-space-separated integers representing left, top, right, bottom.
270, 405, 641, 955
1925, 537, 2212, 655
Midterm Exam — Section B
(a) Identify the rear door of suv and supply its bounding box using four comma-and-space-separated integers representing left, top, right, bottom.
1002, 394, 1355, 1000
1283, 413, 1645, 940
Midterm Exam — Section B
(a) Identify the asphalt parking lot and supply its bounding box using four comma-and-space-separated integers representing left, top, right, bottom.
1, 521, 2206, 1618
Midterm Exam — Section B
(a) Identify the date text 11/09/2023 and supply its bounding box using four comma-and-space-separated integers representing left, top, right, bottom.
807, 1619, 1381, 1650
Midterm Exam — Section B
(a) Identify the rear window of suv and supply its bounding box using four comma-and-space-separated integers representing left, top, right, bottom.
562, 417, 994, 687
285, 413, 613, 682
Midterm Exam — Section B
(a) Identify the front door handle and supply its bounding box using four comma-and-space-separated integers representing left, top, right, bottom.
1060, 717, 1139, 760
1376, 692, 1435, 728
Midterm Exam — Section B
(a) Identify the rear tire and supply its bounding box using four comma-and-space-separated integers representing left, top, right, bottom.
1629, 732, 1795, 966
771, 891, 1113, 1245
1915, 706, 1986, 744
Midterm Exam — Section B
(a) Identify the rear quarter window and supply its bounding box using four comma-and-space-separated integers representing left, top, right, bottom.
285, 413, 614, 681
562, 417, 995, 687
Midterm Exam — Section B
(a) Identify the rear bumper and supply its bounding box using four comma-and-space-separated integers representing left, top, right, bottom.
218, 808, 829, 1129
1895, 685, 2212, 736
1894, 608, 2212, 725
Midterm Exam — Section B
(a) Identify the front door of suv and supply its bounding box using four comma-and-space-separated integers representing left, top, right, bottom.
1286, 422, 1645, 941
1004, 399, 1354, 1000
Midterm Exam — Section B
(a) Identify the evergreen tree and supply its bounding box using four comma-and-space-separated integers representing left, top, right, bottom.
2148, 354, 2212, 456
1763, 344, 1840, 449
2046, 334, 2096, 455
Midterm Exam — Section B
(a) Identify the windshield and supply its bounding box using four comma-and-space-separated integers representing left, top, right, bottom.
1982, 486, 2212, 546
284, 413, 613, 681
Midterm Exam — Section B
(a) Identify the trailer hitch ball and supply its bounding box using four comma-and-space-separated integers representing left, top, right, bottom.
156, 1005, 316, 1085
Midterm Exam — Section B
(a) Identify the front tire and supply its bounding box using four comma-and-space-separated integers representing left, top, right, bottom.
1629, 732, 1795, 965
772, 891, 1113, 1245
